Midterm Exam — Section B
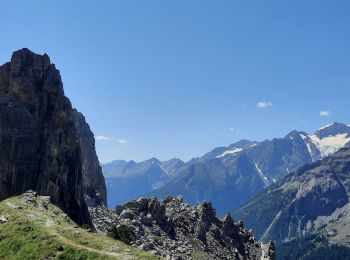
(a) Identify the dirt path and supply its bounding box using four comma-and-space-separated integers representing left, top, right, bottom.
44, 220, 133, 259
4, 198, 139, 260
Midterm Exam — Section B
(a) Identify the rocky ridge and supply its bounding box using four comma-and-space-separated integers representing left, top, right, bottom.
89, 197, 275, 260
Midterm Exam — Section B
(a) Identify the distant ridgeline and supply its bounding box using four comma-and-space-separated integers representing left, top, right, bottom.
104, 122, 350, 215
102, 158, 185, 207
0, 49, 106, 225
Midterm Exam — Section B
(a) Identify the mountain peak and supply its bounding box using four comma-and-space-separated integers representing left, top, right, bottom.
315, 122, 350, 139
286, 130, 302, 139
146, 157, 161, 164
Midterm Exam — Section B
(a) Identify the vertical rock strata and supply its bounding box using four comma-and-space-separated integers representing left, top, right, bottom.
0, 48, 105, 224
74, 110, 107, 206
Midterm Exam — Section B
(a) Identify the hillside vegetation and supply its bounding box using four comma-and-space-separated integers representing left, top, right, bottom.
0, 191, 159, 260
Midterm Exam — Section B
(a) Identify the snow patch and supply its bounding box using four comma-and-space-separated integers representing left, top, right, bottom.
254, 163, 270, 186
217, 147, 243, 158
309, 133, 350, 157
300, 133, 321, 161
317, 123, 336, 131
300, 133, 313, 156
300, 134, 308, 140
160, 165, 169, 175
306, 143, 313, 157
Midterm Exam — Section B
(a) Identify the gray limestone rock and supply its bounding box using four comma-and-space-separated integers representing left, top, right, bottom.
90, 196, 274, 259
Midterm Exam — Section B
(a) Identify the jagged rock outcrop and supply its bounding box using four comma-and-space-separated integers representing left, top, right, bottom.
90, 196, 275, 259
74, 110, 107, 206
0, 48, 105, 224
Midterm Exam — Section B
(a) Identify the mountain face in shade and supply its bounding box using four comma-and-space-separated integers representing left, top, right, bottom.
102, 158, 185, 207
150, 123, 350, 216
0, 49, 106, 224
74, 110, 107, 206
235, 148, 350, 246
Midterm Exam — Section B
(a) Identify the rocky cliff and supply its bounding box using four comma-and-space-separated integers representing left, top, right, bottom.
0, 48, 106, 224
74, 110, 107, 206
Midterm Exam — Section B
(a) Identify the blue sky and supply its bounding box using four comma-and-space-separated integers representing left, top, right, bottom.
1, 1, 350, 163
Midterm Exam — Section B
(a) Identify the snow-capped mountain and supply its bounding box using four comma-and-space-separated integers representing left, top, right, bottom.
309, 122, 350, 157
215, 122, 350, 166
216, 122, 350, 161
104, 122, 350, 215
150, 122, 350, 215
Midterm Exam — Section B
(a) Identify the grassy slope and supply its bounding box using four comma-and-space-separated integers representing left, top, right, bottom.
0, 196, 159, 260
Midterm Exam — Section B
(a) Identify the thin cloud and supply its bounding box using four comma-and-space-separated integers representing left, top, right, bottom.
320, 110, 331, 116
95, 135, 109, 141
257, 101, 273, 108
118, 139, 127, 144
229, 127, 240, 134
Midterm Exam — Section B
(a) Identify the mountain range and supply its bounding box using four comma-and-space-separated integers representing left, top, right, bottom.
2, 48, 349, 259
102, 158, 185, 207
104, 122, 350, 215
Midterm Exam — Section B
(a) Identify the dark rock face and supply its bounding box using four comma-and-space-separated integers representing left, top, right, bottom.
90, 196, 275, 259
74, 110, 107, 206
0, 48, 104, 224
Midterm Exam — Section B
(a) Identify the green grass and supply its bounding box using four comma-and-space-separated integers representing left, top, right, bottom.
0, 196, 160, 260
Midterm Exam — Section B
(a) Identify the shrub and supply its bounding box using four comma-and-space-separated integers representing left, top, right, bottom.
107, 225, 134, 245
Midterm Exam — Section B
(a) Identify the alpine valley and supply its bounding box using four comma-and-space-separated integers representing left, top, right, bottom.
0, 49, 274, 260
3, 2, 350, 259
